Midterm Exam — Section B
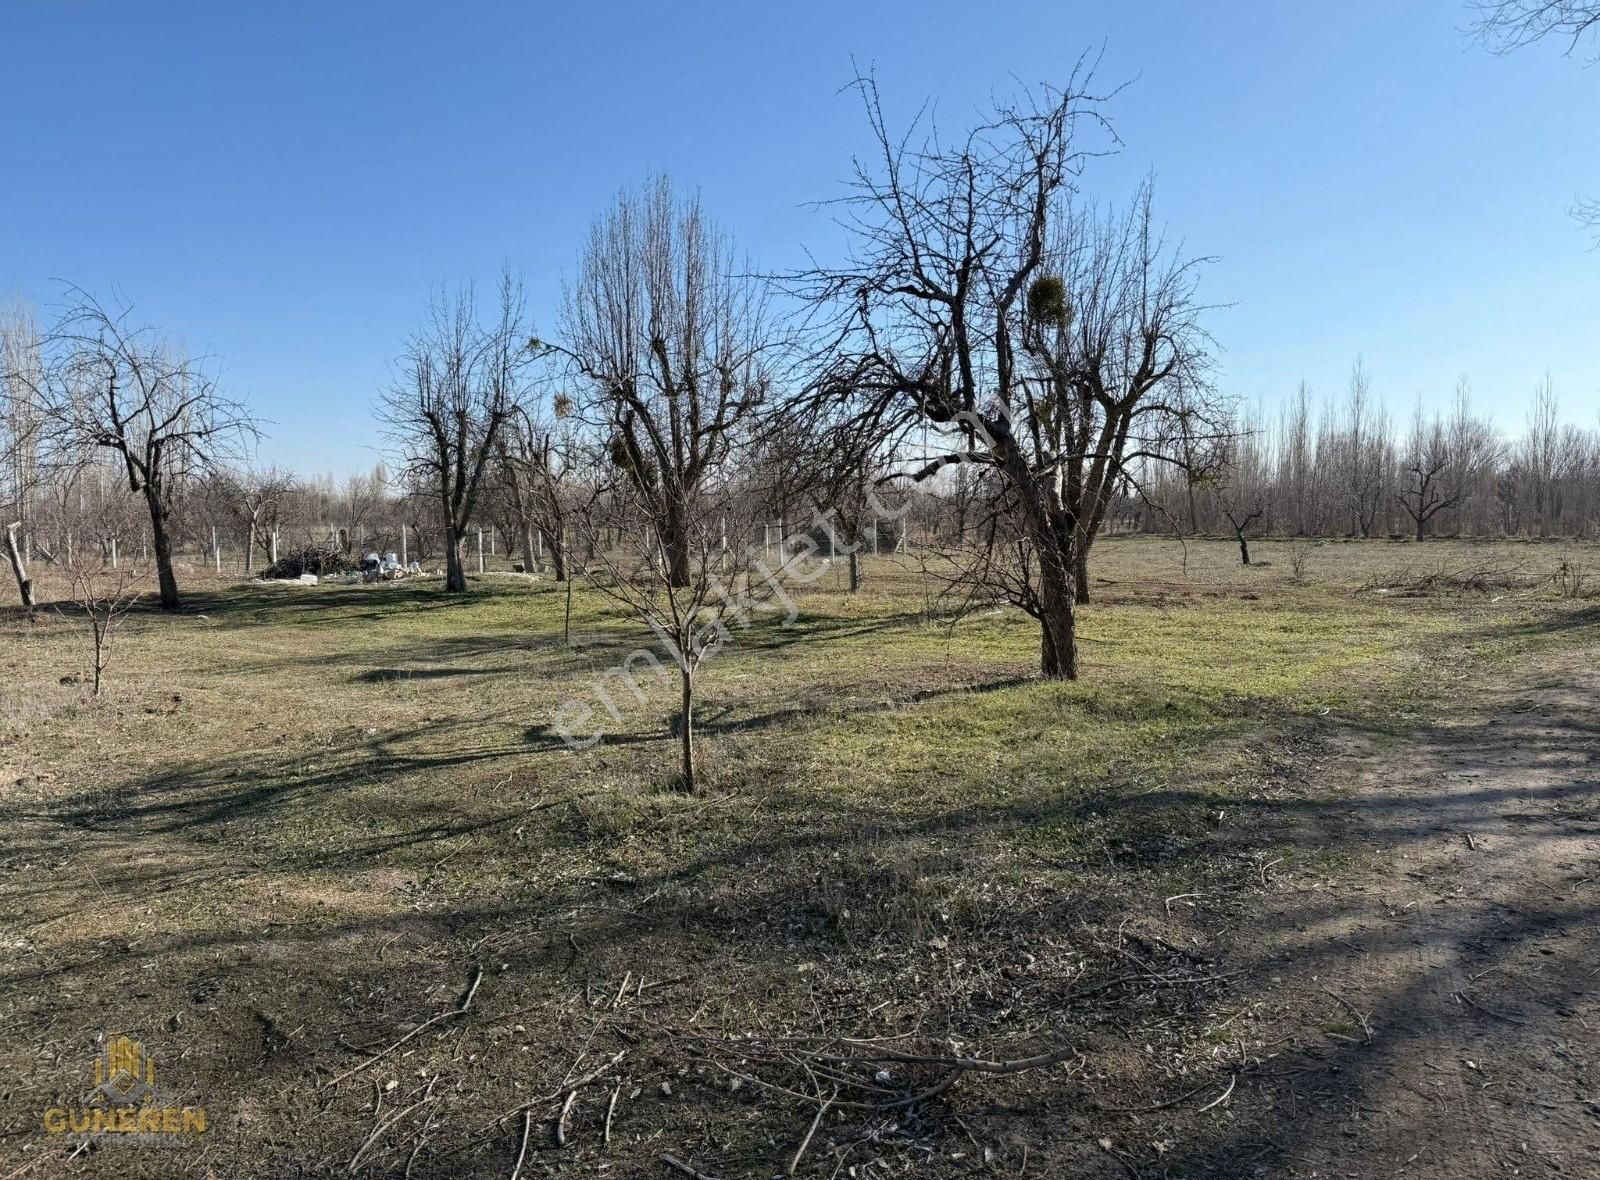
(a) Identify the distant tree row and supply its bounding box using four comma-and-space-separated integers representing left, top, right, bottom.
1129, 367, 1600, 548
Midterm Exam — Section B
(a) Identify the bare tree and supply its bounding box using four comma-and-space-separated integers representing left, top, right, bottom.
218, 465, 295, 573
559, 175, 773, 589
1397, 383, 1498, 541
380, 272, 538, 593
22, 287, 256, 610
57, 554, 145, 696
569, 456, 792, 791
793, 72, 1219, 677
3, 521, 33, 610
1472, 1, 1600, 54
1214, 411, 1269, 564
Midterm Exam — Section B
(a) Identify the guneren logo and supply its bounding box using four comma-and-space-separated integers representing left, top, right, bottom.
42, 1036, 207, 1145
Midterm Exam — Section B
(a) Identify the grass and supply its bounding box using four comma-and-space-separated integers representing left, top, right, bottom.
0, 535, 1595, 1177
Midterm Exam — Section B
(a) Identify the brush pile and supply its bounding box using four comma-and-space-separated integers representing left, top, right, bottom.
260, 545, 359, 580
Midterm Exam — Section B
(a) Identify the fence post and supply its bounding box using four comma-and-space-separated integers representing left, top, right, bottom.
477, 529, 485, 574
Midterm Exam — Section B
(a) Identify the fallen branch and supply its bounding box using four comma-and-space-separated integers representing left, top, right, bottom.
478, 1049, 626, 1135
1197, 1073, 1236, 1113
788, 1090, 835, 1176
661, 1153, 722, 1179
1456, 990, 1527, 1025
509, 1110, 532, 1180
323, 967, 484, 1089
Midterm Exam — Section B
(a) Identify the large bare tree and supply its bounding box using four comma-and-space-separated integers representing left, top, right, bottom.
795, 74, 1220, 678
25, 287, 255, 611
559, 175, 772, 588
380, 272, 538, 593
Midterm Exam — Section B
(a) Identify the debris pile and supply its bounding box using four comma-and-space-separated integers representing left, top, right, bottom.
260, 546, 359, 581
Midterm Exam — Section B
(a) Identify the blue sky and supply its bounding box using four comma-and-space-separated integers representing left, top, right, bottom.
3, 0, 1597, 476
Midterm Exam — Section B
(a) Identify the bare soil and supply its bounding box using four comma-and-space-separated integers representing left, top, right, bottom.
1, 549, 1596, 1178
1188, 644, 1600, 1177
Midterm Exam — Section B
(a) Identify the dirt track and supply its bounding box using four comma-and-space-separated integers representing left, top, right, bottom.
1196, 647, 1600, 1177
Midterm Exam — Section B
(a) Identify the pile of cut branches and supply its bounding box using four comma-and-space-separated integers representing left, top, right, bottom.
1360, 559, 1533, 596
260, 545, 358, 580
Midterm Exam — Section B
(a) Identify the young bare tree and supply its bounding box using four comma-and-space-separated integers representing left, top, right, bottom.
57, 553, 146, 696
794, 74, 1219, 677
568, 456, 794, 791
380, 271, 538, 593
23, 287, 255, 611
559, 175, 772, 589
1214, 410, 1269, 564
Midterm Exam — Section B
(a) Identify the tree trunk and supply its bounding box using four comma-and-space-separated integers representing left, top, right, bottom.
1236, 531, 1251, 565
848, 548, 861, 593
1072, 546, 1091, 605
1416, 515, 1426, 543
147, 493, 180, 611
546, 527, 568, 582
92, 616, 106, 696
1038, 553, 1079, 680
662, 497, 691, 588
444, 525, 467, 592
678, 662, 696, 790
4, 524, 35, 610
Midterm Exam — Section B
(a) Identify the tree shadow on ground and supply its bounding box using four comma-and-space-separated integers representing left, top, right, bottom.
3, 617, 1597, 1177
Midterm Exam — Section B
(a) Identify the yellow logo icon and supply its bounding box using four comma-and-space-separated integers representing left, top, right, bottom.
92, 1036, 157, 1105
42, 1037, 206, 1143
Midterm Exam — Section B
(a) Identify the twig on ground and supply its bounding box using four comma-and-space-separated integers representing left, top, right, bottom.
661, 1153, 723, 1179
554, 1089, 577, 1147
1163, 892, 1202, 914
1197, 1073, 1236, 1113
1456, 990, 1527, 1025
1097, 1080, 1210, 1113
323, 967, 484, 1089
604, 1082, 621, 1144
478, 1049, 626, 1134
1319, 983, 1373, 1044
509, 1110, 532, 1180
788, 1090, 836, 1175
348, 1076, 438, 1172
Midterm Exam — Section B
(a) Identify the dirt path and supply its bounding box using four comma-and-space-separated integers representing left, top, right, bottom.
1203, 650, 1600, 1177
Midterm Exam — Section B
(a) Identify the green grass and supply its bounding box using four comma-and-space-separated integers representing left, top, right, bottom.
0, 536, 1596, 1177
